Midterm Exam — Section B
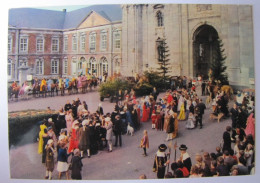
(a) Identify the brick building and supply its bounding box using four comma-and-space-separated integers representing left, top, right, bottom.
8, 5, 122, 83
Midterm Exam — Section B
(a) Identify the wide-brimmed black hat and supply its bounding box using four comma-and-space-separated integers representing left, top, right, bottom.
179, 144, 188, 151
158, 144, 167, 152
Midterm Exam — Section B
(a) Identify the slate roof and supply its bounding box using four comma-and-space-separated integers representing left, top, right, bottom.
8, 4, 122, 30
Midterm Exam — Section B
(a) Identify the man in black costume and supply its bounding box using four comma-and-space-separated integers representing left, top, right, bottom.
153, 144, 170, 179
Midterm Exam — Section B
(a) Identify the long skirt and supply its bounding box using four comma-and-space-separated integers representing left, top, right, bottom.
57, 161, 69, 172
172, 113, 178, 138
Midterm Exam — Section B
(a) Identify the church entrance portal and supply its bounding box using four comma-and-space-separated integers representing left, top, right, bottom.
193, 24, 219, 79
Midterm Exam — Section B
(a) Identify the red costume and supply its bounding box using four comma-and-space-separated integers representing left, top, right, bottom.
245, 113, 255, 139
68, 122, 79, 153
141, 104, 148, 122
156, 113, 163, 130
167, 94, 173, 104
151, 111, 157, 125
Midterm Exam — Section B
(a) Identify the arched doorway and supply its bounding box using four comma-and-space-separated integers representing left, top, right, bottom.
193, 24, 219, 79
89, 57, 97, 75
78, 57, 87, 75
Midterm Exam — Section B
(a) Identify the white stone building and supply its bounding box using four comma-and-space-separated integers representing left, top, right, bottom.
121, 4, 254, 88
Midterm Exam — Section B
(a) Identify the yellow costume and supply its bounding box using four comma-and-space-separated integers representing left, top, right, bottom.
40, 79, 46, 91
178, 104, 186, 120
172, 113, 178, 139
38, 124, 47, 154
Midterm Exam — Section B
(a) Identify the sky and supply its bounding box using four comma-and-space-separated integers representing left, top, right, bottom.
34, 5, 89, 12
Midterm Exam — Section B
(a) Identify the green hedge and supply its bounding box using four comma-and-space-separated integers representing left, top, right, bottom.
98, 79, 134, 98
8, 110, 58, 147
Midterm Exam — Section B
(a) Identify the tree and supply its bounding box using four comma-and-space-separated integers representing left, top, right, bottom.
210, 38, 229, 85
157, 38, 171, 89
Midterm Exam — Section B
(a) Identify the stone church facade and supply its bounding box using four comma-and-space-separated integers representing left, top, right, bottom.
121, 4, 254, 88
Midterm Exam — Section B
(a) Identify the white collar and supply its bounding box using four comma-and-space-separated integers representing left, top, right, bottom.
182, 152, 190, 160
156, 151, 166, 157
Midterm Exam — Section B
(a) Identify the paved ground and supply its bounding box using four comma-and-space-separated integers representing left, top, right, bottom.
8, 86, 233, 180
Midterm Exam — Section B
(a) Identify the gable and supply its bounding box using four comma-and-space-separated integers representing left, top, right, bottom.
78, 11, 111, 29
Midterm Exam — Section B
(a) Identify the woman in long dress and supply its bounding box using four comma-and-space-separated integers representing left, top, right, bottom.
163, 109, 171, 132
68, 121, 80, 153
65, 110, 74, 136
245, 112, 255, 139
172, 113, 178, 139
178, 104, 186, 120
38, 123, 47, 154
141, 103, 148, 122
186, 112, 195, 129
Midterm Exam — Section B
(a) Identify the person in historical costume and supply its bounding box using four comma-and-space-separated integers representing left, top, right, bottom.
77, 75, 82, 89
68, 120, 80, 153
141, 103, 148, 122
178, 103, 186, 120
40, 78, 47, 91
78, 119, 91, 158
177, 95, 184, 112
245, 112, 255, 139
71, 149, 83, 180
105, 117, 113, 152
42, 128, 50, 164
186, 112, 195, 129
167, 92, 173, 105
172, 93, 178, 112
151, 110, 157, 129
172, 113, 179, 139
57, 142, 71, 180
156, 108, 163, 131
165, 110, 175, 141
140, 130, 149, 156
45, 139, 55, 180
38, 123, 48, 154
11, 81, 17, 89
18, 81, 28, 96
65, 78, 70, 89
163, 108, 171, 132
178, 144, 192, 172
47, 78, 53, 92
153, 144, 170, 179
65, 109, 74, 136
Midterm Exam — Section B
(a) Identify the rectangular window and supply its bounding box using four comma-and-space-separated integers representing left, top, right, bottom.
51, 59, 59, 74
20, 37, 28, 52
36, 38, 44, 52
8, 61, 12, 76
63, 59, 68, 75
80, 35, 85, 51
101, 34, 107, 50
8, 36, 12, 52
64, 37, 68, 52
72, 35, 77, 51
90, 34, 96, 52
36, 59, 44, 75
52, 38, 59, 52
114, 32, 121, 49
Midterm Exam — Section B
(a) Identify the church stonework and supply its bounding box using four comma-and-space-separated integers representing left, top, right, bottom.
121, 4, 254, 88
